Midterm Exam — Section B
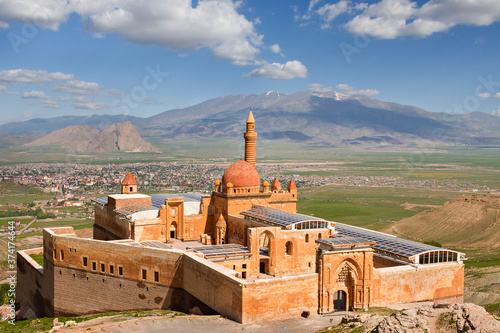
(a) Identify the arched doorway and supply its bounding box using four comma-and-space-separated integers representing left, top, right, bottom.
258, 232, 273, 275
333, 290, 347, 311
170, 222, 177, 239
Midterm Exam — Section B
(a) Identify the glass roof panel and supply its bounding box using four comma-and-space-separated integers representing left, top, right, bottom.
317, 236, 375, 247
334, 222, 451, 259
241, 205, 327, 228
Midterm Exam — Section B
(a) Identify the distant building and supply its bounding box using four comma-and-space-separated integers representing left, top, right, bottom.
18, 111, 465, 323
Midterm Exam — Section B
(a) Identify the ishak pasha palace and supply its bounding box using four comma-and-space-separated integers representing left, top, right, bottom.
18, 111, 465, 323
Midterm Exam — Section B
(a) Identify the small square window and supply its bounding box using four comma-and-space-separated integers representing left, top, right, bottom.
118, 266, 123, 276
154, 271, 159, 282
109, 265, 114, 274
83, 257, 88, 267
242, 264, 247, 269
242, 272, 247, 279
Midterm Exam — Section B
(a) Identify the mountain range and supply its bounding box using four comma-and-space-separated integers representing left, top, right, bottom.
3, 91, 500, 147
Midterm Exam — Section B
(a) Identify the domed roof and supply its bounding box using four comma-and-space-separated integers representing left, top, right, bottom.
222, 160, 260, 187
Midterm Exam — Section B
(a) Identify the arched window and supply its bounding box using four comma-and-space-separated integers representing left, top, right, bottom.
285, 241, 293, 255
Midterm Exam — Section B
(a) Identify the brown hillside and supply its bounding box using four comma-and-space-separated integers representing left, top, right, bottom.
26, 121, 160, 153
386, 194, 500, 249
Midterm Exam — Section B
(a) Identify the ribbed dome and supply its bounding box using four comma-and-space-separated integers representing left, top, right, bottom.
222, 160, 260, 187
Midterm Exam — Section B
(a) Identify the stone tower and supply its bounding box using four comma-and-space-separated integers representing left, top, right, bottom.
244, 110, 257, 167
121, 172, 137, 194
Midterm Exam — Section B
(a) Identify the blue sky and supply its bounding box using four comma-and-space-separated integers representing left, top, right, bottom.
1, 0, 500, 125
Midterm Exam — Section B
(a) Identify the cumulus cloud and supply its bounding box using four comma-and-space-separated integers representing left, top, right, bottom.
73, 96, 111, 110
270, 44, 281, 54
0, 0, 70, 30
270, 43, 285, 58
303, 0, 500, 39
307, 83, 335, 93
0, 1, 309, 78
244, 60, 307, 80
43, 99, 59, 109
22, 90, 50, 99
478, 92, 500, 99
347, 0, 500, 39
335, 83, 379, 96
316, 0, 351, 28
0, 69, 74, 85
0, 0, 263, 64
55, 80, 125, 95
308, 82, 379, 97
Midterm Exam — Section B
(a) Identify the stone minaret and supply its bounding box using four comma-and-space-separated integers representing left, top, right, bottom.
244, 110, 257, 167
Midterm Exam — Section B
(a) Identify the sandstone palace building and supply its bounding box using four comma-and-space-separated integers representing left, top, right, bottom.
18, 111, 465, 323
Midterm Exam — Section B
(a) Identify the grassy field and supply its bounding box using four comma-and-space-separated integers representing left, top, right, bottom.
50, 206, 82, 214
0, 180, 54, 205
0, 217, 33, 225
298, 185, 458, 230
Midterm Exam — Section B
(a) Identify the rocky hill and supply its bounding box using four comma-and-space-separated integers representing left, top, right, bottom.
26, 121, 160, 153
335, 303, 500, 333
385, 194, 500, 249
3, 91, 500, 147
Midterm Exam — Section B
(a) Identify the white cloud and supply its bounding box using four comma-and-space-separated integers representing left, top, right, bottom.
43, 100, 59, 109
307, 83, 335, 93
0, 69, 74, 84
244, 60, 307, 79
0, 1, 264, 65
335, 83, 379, 96
270, 44, 285, 58
346, 0, 500, 39
478, 92, 500, 99
77, 0, 262, 65
308, 82, 379, 97
55, 80, 125, 95
270, 44, 281, 54
316, 0, 351, 28
302, 0, 500, 39
22, 90, 50, 99
0, 0, 70, 30
491, 109, 500, 117
73, 96, 111, 110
